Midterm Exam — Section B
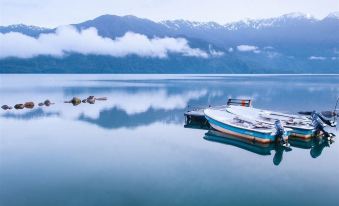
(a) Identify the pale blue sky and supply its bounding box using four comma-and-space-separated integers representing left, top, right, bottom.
0, 0, 338, 27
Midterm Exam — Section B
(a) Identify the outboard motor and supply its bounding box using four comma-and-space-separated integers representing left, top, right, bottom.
311, 111, 335, 138
274, 120, 287, 145
314, 111, 337, 127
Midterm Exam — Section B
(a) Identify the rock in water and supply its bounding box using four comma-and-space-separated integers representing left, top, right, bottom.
1, 105, 11, 110
24, 102, 35, 109
87, 96, 96, 104
82, 99, 87, 103
44, 99, 53, 106
38, 103, 44, 106
71, 97, 81, 106
14, 104, 25, 109
87, 99, 95, 104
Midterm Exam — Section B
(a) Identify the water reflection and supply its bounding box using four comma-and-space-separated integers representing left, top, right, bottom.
1, 74, 339, 206
310, 139, 334, 158
289, 137, 335, 159
2, 108, 60, 120
0, 89, 211, 127
78, 107, 183, 129
204, 130, 334, 164
1, 75, 339, 124
204, 130, 291, 166
185, 114, 335, 164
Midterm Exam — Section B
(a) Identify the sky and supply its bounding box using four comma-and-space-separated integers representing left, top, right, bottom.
0, 0, 338, 27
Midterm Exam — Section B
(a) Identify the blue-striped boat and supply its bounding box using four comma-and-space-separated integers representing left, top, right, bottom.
226, 105, 315, 139
204, 108, 291, 144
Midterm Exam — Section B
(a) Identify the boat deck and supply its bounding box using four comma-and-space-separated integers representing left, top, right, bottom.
184, 105, 229, 124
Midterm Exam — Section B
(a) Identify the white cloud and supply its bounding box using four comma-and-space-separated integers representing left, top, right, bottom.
208, 45, 224, 57
0, 88, 208, 120
309, 56, 327, 60
236, 45, 260, 53
0, 26, 209, 59
228, 47, 234, 52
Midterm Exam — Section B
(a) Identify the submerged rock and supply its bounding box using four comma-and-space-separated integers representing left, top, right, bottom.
44, 99, 53, 106
65, 97, 81, 106
64, 96, 106, 106
87, 99, 95, 104
72, 97, 81, 106
14, 104, 25, 109
24, 102, 35, 109
38, 99, 54, 107
87, 96, 96, 104
1, 105, 12, 110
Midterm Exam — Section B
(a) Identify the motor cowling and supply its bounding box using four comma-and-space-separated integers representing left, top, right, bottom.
312, 111, 336, 127
274, 120, 286, 144
311, 111, 327, 130
311, 111, 336, 138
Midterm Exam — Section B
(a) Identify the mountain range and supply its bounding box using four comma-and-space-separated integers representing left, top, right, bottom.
1, 12, 339, 73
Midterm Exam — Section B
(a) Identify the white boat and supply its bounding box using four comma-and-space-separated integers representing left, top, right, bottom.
204, 108, 291, 144
226, 105, 315, 138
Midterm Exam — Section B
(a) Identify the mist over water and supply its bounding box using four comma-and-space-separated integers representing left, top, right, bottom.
0, 74, 338, 206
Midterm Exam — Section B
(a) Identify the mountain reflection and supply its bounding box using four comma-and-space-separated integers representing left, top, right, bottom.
1, 108, 60, 120
78, 107, 184, 129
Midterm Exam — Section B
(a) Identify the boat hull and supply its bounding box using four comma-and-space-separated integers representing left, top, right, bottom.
205, 115, 288, 144
289, 128, 314, 139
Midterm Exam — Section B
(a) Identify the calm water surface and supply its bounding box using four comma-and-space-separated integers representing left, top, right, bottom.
0, 74, 338, 206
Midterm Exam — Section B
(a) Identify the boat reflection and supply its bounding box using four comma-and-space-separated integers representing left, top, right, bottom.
185, 114, 335, 163
204, 130, 290, 165
289, 137, 335, 158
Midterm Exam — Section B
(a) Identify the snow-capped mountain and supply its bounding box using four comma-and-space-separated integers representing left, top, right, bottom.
1, 12, 337, 44
0, 12, 338, 73
160, 12, 318, 31
160, 20, 224, 30
223, 12, 317, 30
326, 11, 339, 19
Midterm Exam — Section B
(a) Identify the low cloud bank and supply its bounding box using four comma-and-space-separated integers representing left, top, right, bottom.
208, 45, 224, 57
309, 56, 326, 60
0, 26, 212, 59
237, 45, 259, 53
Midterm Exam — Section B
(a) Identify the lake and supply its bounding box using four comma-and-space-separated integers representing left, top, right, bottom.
0, 74, 338, 206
